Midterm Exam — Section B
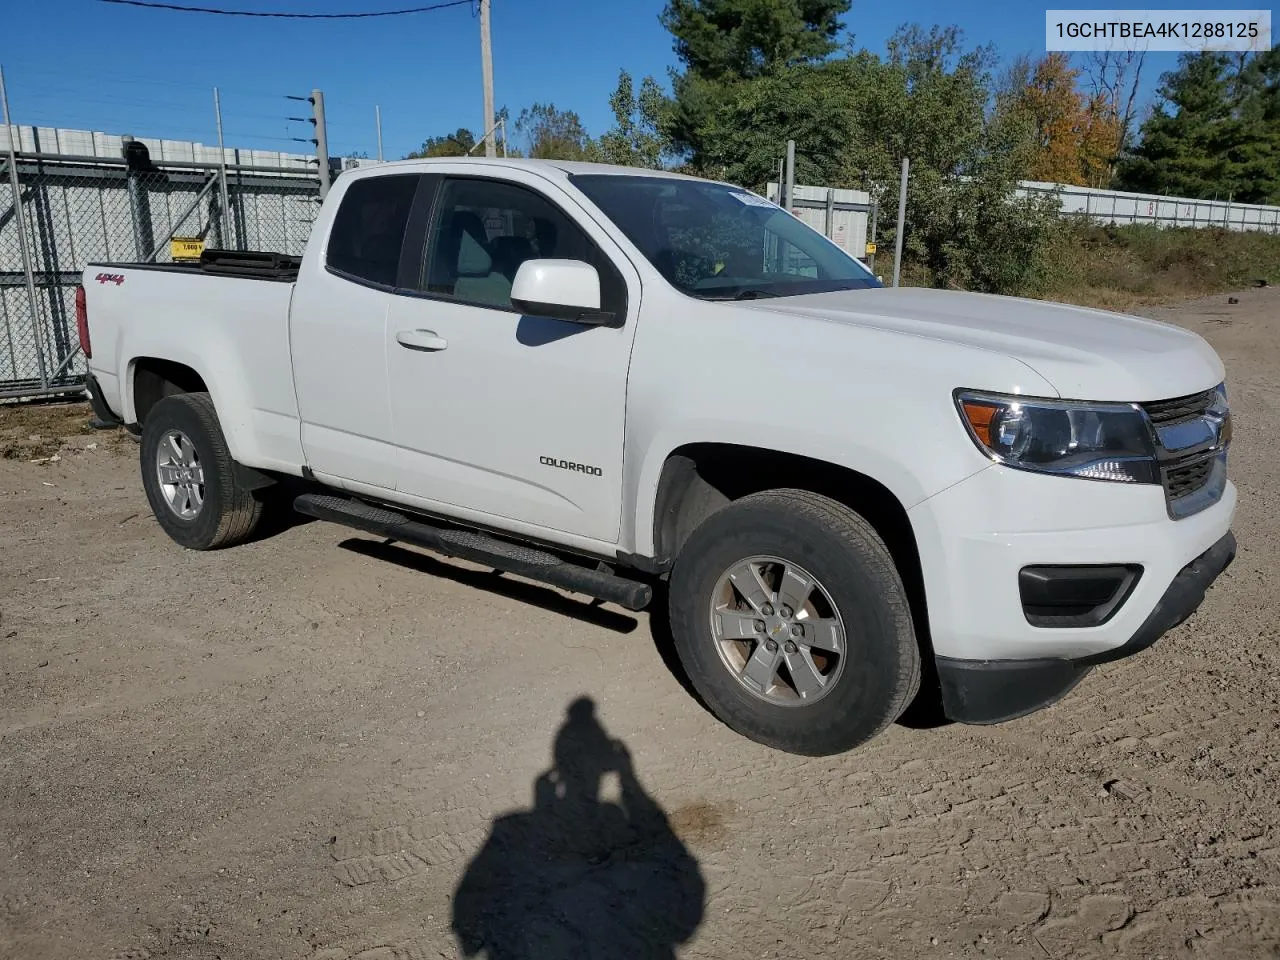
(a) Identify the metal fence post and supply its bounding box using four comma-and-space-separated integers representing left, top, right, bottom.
121, 135, 156, 259
868, 198, 878, 275
824, 187, 835, 239
214, 87, 232, 248
784, 139, 796, 212
892, 157, 909, 288
0, 65, 49, 389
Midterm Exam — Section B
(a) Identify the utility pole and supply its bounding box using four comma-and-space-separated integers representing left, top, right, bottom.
892, 157, 909, 288
213, 87, 232, 247
375, 104, 384, 162
312, 88, 330, 197
479, 0, 496, 157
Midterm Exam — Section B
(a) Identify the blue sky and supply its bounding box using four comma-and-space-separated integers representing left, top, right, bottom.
2, 0, 1203, 161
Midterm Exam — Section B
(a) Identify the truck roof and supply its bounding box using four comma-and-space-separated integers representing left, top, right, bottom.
353, 156, 712, 184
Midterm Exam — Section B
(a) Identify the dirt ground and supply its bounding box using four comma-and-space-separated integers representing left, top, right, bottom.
2, 288, 1279, 960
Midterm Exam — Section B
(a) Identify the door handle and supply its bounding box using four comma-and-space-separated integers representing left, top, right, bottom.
396, 328, 448, 352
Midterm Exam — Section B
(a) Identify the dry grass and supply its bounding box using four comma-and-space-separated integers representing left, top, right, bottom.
898, 223, 1280, 311
1035, 224, 1280, 311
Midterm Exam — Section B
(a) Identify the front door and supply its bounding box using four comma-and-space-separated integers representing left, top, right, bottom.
385, 172, 640, 543
291, 171, 424, 489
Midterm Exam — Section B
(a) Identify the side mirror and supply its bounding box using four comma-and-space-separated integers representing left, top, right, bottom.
511, 259, 617, 326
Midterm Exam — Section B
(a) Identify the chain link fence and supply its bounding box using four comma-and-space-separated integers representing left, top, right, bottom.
1, 148, 320, 399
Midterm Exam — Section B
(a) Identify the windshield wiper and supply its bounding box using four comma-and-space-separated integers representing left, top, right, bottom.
701, 288, 774, 301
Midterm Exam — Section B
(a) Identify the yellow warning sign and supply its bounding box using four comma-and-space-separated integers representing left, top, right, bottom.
865, 242, 877, 255
171, 237, 204, 262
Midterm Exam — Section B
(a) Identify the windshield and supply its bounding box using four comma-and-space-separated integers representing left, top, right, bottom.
570, 173, 881, 301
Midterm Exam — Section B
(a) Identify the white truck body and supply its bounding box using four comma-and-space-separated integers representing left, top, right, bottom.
79, 158, 1236, 751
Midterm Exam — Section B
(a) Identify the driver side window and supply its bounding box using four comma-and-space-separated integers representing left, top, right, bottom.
418, 178, 625, 316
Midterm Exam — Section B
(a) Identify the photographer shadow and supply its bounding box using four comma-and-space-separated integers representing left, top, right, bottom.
452, 697, 705, 959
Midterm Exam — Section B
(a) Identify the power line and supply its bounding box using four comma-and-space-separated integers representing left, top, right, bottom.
3, 61, 284, 101
97, 0, 472, 18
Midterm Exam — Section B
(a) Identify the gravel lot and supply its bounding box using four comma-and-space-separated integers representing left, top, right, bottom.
1, 288, 1278, 960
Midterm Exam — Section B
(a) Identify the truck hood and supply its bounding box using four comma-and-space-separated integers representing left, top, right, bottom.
740, 286, 1225, 401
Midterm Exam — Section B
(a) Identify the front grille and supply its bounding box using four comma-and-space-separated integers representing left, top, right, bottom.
1143, 388, 1218, 427
1165, 455, 1216, 500
1141, 386, 1228, 518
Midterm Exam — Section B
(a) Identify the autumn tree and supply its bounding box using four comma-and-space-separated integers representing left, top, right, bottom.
1077, 92, 1123, 187
1002, 53, 1120, 187
1083, 50, 1146, 153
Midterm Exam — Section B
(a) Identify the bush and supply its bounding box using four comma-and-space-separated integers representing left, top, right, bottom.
889, 169, 1063, 294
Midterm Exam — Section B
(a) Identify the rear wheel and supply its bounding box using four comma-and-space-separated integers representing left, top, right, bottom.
139, 392, 264, 550
668, 489, 920, 756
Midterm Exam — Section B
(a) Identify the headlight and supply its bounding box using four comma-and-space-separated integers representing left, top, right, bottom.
955, 390, 1158, 484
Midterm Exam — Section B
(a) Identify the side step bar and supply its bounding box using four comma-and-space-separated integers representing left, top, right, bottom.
294, 493, 653, 611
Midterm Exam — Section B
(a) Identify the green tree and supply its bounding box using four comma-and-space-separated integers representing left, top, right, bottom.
1231, 49, 1280, 203
660, 0, 850, 80
598, 70, 671, 168
661, 0, 851, 164
1117, 52, 1280, 203
685, 24, 992, 190
405, 127, 476, 159
514, 102, 598, 160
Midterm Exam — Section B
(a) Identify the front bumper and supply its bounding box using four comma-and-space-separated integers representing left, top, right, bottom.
909, 461, 1236, 662
936, 530, 1236, 724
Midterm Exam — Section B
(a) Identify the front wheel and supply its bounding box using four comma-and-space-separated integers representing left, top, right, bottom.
139, 392, 264, 550
667, 489, 921, 756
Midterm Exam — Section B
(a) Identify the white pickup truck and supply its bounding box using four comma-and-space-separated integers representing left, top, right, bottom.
78, 158, 1236, 755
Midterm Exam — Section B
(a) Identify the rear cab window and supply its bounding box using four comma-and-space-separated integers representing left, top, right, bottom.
326, 174, 421, 288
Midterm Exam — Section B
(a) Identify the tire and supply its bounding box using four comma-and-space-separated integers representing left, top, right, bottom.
139, 391, 264, 550
667, 489, 921, 756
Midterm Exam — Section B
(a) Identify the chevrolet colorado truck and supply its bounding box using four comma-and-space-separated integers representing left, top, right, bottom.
78, 158, 1236, 756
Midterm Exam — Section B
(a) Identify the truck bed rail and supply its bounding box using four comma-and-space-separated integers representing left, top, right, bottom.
84, 249, 302, 283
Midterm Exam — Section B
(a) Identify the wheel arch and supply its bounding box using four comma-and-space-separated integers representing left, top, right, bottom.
631, 443, 934, 681
130, 357, 209, 426
124, 352, 254, 465
647, 444, 919, 573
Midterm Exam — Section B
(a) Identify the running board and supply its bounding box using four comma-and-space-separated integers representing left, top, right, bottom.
293, 493, 653, 611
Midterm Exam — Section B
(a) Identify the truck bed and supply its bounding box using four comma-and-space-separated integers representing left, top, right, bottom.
89, 249, 302, 283
82, 249, 305, 472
